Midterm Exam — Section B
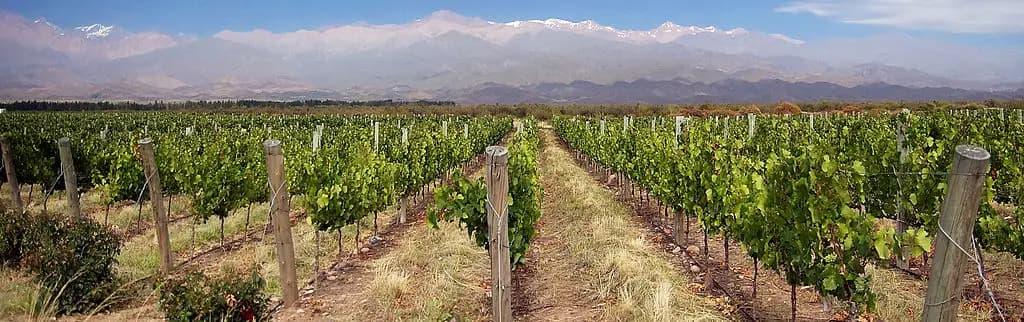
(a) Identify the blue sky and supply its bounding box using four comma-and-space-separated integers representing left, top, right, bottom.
3, 0, 1022, 46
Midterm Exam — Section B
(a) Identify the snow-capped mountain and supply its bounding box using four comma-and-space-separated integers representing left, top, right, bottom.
215, 10, 798, 55
0, 10, 1020, 102
73, 24, 114, 39
0, 11, 181, 61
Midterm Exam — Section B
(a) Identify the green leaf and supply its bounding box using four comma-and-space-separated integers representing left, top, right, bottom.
914, 230, 932, 255
823, 276, 838, 291
851, 161, 866, 176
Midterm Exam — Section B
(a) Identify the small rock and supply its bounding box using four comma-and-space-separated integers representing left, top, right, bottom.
368, 235, 384, 246
686, 245, 700, 254
672, 246, 682, 254
361, 247, 370, 253
690, 265, 702, 273
326, 275, 337, 281
296, 309, 305, 314
302, 289, 314, 296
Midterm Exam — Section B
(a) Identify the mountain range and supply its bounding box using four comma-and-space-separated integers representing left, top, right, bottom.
1, 10, 1022, 103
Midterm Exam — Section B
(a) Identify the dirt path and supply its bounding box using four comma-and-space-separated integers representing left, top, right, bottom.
512, 129, 727, 321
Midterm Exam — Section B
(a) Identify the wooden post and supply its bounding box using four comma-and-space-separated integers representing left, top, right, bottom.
896, 119, 910, 269
485, 146, 511, 321
674, 116, 686, 149
400, 127, 413, 222
398, 197, 408, 224
139, 138, 172, 274
57, 138, 81, 218
263, 140, 299, 307
747, 114, 756, 139
373, 121, 380, 153
0, 137, 22, 214
922, 145, 990, 322
673, 210, 685, 245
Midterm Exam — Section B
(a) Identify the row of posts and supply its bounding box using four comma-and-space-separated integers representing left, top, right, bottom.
0, 136, 300, 307
1, 134, 516, 318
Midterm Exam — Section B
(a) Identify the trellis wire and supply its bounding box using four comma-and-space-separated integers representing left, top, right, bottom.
923, 223, 1007, 322
41, 169, 64, 213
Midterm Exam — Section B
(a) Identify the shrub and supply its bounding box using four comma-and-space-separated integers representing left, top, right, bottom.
775, 101, 802, 114
0, 210, 29, 267
20, 212, 122, 314
158, 270, 270, 322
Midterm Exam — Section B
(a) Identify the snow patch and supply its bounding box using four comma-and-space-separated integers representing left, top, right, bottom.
74, 24, 114, 39
769, 33, 805, 45
33, 18, 60, 31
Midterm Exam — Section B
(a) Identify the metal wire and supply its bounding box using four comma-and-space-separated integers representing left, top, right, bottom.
924, 222, 1007, 322
135, 172, 153, 205
261, 179, 288, 243
41, 169, 64, 210
865, 171, 988, 177
971, 237, 1006, 321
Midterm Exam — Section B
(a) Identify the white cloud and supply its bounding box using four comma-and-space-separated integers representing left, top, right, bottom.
776, 0, 1024, 34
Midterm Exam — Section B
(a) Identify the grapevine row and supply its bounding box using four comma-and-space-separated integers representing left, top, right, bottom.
429, 119, 542, 268
0, 112, 511, 240
553, 109, 1022, 313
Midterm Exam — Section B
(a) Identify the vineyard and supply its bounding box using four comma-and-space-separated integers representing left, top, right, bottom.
0, 112, 520, 318
0, 107, 1020, 321
554, 109, 1023, 319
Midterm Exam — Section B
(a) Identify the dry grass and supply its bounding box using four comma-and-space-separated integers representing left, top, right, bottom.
367, 257, 411, 315
537, 129, 726, 321
0, 268, 36, 317
198, 207, 396, 296
116, 201, 272, 282
330, 167, 493, 320
353, 220, 491, 320
0, 184, 193, 232
274, 196, 490, 321
869, 264, 993, 321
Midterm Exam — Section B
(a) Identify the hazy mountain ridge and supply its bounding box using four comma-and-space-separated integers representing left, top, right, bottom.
0, 10, 1021, 102
448, 79, 1024, 104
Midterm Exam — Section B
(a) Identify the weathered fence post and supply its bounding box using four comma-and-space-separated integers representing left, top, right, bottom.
399, 127, 410, 223
922, 145, 990, 322
398, 197, 408, 225
373, 121, 380, 153
139, 138, 173, 274
0, 137, 22, 214
485, 146, 512, 321
896, 116, 911, 270
673, 210, 685, 245
263, 140, 299, 307
57, 138, 81, 218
